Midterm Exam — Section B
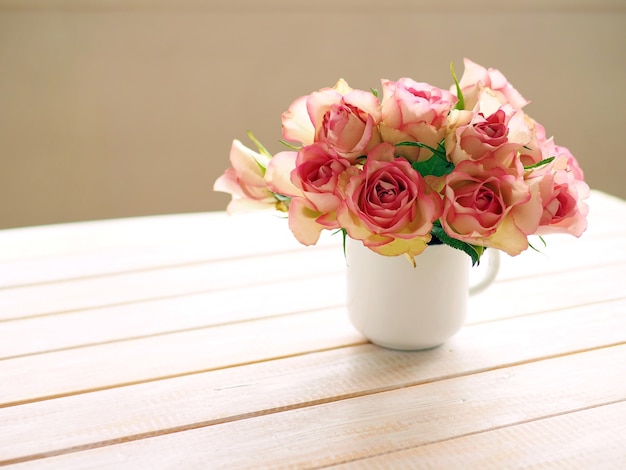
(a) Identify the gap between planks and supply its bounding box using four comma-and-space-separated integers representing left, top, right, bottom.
0, 248, 348, 321
1, 227, 623, 292
2, 261, 624, 360
1, 307, 625, 462
327, 399, 626, 469
2, 344, 626, 468
0, 340, 368, 409
3, 294, 625, 363
0, 243, 340, 291
1, 295, 625, 408
0, 360, 626, 468
2, 231, 625, 322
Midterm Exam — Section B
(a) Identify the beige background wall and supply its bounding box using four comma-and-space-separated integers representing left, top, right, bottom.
1, 0, 625, 229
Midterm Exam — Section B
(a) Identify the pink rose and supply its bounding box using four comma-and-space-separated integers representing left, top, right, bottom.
525, 148, 590, 237
519, 122, 586, 184
445, 98, 531, 168
264, 150, 299, 198
336, 143, 443, 259
213, 139, 279, 213
281, 95, 315, 145
441, 157, 543, 256
380, 79, 457, 161
289, 143, 353, 215
517, 119, 549, 167
559, 145, 585, 181
456, 58, 529, 110
281, 79, 382, 160
266, 143, 353, 245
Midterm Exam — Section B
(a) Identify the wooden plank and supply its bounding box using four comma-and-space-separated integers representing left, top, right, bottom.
1, 299, 625, 462
0, 245, 347, 321
492, 233, 626, 280
0, 255, 626, 358
0, 308, 364, 406
0, 226, 626, 350
0, 190, 622, 288
0, 250, 626, 370
0, 209, 337, 263
0, 238, 334, 290
3, 344, 625, 468
0, 215, 340, 288
2, 220, 624, 292
0, 274, 347, 359
0, 194, 620, 319
334, 401, 626, 468
1, 243, 623, 327
468, 261, 626, 323
0, 211, 284, 260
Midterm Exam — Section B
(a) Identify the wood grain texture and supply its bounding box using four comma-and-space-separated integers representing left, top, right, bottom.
0, 308, 363, 406
0, 190, 624, 468
0, 245, 345, 321
334, 401, 626, 469
4, 345, 625, 468
1, 299, 625, 463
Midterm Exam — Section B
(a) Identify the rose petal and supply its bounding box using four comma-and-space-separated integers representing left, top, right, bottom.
281, 95, 315, 144
265, 151, 302, 198
287, 197, 325, 245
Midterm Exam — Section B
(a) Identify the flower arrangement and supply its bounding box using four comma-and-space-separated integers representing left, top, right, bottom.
214, 59, 589, 266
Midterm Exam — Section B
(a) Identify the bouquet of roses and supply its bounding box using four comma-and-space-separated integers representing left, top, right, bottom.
214, 59, 589, 266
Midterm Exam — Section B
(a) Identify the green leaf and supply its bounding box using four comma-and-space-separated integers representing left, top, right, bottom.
243, 131, 273, 175
395, 140, 441, 155
450, 61, 465, 110
524, 156, 555, 170
332, 228, 349, 259
528, 235, 548, 253
370, 88, 379, 98
274, 193, 291, 202
395, 140, 453, 177
431, 224, 483, 266
279, 139, 302, 151
247, 131, 273, 160
411, 154, 455, 178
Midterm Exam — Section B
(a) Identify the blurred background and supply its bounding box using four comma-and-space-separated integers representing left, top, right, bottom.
1, 0, 625, 229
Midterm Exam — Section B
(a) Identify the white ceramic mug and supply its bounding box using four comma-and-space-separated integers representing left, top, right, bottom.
345, 238, 500, 351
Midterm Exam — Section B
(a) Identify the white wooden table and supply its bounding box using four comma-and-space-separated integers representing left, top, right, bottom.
1, 190, 625, 469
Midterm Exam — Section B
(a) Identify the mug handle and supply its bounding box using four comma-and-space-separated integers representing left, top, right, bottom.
469, 249, 500, 296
